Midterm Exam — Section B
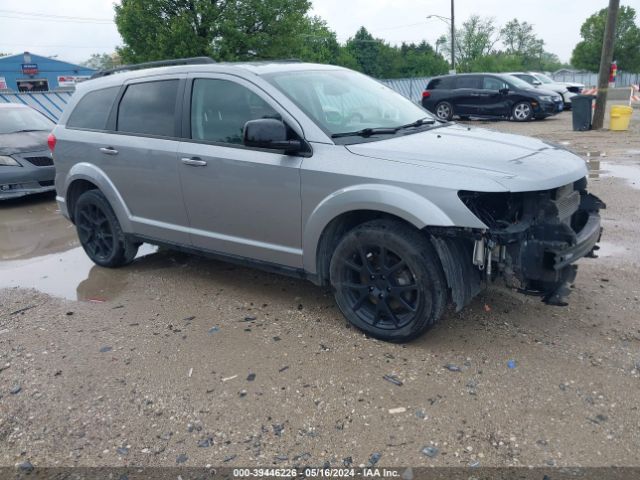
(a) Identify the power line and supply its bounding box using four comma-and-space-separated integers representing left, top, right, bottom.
0, 9, 113, 22
1, 44, 119, 49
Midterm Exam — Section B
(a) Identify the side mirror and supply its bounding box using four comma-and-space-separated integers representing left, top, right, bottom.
532, 80, 542, 86
499, 87, 509, 95
243, 118, 302, 153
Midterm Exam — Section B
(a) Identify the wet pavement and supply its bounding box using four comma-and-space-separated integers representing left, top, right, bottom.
0, 192, 158, 301
1, 110, 640, 468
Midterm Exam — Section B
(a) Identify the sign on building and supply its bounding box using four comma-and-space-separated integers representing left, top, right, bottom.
21, 63, 39, 75
57, 75, 91, 87
0, 77, 7, 90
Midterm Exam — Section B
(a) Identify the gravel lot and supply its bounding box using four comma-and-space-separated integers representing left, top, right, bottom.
1, 107, 639, 469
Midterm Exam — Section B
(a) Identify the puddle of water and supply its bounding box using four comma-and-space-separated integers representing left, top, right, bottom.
587, 160, 640, 189
0, 193, 78, 261
0, 244, 158, 301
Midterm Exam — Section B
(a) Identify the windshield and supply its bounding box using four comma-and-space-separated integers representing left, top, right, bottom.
534, 73, 554, 84
265, 69, 434, 137
0, 107, 54, 134
501, 75, 534, 90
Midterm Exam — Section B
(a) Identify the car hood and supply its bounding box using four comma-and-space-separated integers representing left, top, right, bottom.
536, 83, 568, 94
0, 131, 49, 155
345, 124, 587, 192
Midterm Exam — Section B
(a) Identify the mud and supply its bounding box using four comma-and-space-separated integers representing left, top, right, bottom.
1, 109, 640, 468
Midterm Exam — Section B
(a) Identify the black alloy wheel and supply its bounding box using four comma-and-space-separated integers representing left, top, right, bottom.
74, 190, 139, 267
330, 219, 447, 342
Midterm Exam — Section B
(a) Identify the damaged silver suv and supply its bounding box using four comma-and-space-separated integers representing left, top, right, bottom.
51, 58, 604, 342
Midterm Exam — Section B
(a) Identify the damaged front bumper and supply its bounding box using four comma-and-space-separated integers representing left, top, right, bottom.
457, 178, 605, 306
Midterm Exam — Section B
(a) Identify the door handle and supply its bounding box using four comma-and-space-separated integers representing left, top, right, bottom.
181, 157, 208, 167
99, 147, 118, 155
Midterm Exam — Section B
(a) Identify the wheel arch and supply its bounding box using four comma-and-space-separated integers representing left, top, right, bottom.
63, 163, 132, 231
304, 184, 455, 284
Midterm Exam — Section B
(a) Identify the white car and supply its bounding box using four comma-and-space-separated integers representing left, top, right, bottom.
509, 72, 580, 108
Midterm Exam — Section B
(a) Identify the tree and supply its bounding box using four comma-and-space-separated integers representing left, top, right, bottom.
441, 15, 498, 72
81, 53, 121, 70
500, 20, 544, 57
397, 42, 449, 77
114, 0, 313, 63
296, 16, 341, 64
345, 27, 387, 77
571, 5, 640, 72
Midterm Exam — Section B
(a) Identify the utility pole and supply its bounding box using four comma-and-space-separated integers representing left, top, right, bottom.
450, 0, 455, 72
592, 0, 619, 130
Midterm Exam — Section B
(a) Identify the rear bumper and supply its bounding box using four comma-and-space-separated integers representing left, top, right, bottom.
56, 195, 70, 220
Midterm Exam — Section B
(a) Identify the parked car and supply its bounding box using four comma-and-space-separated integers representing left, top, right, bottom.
422, 73, 563, 122
0, 104, 56, 200
508, 72, 581, 108
51, 59, 604, 342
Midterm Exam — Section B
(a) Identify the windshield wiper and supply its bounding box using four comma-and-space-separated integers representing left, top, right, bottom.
10, 129, 48, 133
330, 117, 436, 138
331, 127, 398, 139
395, 117, 436, 130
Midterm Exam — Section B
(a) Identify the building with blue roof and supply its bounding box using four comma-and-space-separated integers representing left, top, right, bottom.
0, 52, 95, 92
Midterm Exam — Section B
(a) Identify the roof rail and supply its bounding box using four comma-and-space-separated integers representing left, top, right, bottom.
90, 56, 216, 79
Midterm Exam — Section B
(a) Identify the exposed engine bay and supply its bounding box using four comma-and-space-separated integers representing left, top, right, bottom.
432, 177, 605, 308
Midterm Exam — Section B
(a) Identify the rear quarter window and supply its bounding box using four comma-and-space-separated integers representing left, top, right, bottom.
66, 86, 120, 130
427, 77, 453, 90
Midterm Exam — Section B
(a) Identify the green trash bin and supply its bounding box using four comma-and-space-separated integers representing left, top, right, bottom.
572, 95, 596, 131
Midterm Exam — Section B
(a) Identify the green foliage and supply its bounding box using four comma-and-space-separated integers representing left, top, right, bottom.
571, 6, 640, 72
113, 2, 570, 78
441, 15, 498, 72
344, 27, 448, 78
296, 16, 341, 64
438, 15, 568, 74
81, 53, 121, 70
115, 0, 311, 63
501, 20, 544, 57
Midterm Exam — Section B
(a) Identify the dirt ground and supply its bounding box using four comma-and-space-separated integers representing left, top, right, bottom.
1, 106, 639, 470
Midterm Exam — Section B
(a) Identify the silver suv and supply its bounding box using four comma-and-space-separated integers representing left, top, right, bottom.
51, 58, 605, 342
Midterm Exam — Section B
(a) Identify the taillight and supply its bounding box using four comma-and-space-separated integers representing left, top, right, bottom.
47, 133, 56, 152
422, 91, 431, 98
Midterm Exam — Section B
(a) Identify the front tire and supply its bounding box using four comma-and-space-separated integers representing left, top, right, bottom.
74, 190, 138, 268
512, 101, 533, 121
434, 101, 454, 121
329, 219, 447, 342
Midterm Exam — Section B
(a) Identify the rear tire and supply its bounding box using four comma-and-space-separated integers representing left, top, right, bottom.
512, 101, 533, 121
74, 190, 138, 268
329, 219, 447, 343
435, 101, 454, 121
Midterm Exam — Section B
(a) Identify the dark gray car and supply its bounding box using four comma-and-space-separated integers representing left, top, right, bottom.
50, 59, 605, 342
0, 104, 55, 200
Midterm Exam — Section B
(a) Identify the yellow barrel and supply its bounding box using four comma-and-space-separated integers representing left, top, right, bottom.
610, 105, 633, 131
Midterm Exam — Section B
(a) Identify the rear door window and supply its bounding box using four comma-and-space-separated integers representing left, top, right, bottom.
117, 80, 179, 137
67, 86, 120, 130
454, 76, 482, 89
